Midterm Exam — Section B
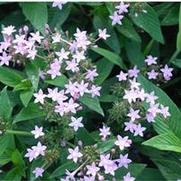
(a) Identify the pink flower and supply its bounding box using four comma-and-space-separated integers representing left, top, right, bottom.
52, 0, 67, 10
86, 162, 100, 177
98, 29, 110, 40
2, 25, 16, 36
33, 167, 44, 178
89, 85, 101, 98
72, 51, 86, 62
134, 124, 146, 137
110, 12, 124, 25
128, 66, 140, 78
52, 33, 61, 43
34, 89, 46, 104
129, 78, 140, 90
123, 172, 135, 181
148, 103, 160, 117
146, 91, 158, 104
30, 31, 43, 43
66, 59, 79, 72
64, 98, 79, 114
65, 81, 79, 97
25, 148, 37, 162
116, 2, 129, 14
146, 112, 155, 123
161, 64, 173, 81
67, 146, 83, 163
47, 59, 61, 79
127, 108, 141, 121
147, 69, 158, 80
99, 125, 111, 140
124, 121, 137, 133
85, 69, 98, 81
32, 142, 47, 157
77, 80, 89, 97
144, 55, 157, 65
123, 89, 138, 104
159, 105, 170, 118
115, 135, 132, 150
116, 154, 132, 168
69, 116, 84, 131
56, 48, 70, 61
116, 71, 128, 81
0, 52, 12, 66
31, 126, 44, 139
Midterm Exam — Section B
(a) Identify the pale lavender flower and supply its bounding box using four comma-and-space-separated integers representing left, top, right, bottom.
159, 105, 170, 118
127, 108, 141, 122
110, 12, 124, 25
124, 121, 137, 133
123, 89, 138, 104
2, 25, 16, 36
0, 51, 12, 66
25, 148, 37, 162
148, 103, 160, 117
32, 142, 47, 157
98, 29, 110, 40
33, 89, 46, 104
77, 80, 89, 97
86, 162, 100, 177
30, 31, 43, 43
47, 59, 61, 79
69, 116, 84, 131
85, 69, 98, 81
116, 71, 128, 81
99, 125, 111, 140
123, 172, 135, 181
89, 85, 101, 98
116, 2, 129, 14
116, 154, 132, 168
33, 167, 44, 178
146, 91, 158, 104
67, 146, 83, 163
66, 59, 79, 72
52, 0, 67, 10
31, 126, 44, 139
56, 48, 70, 61
147, 69, 158, 80
128, 66, 140, 78
72, 50, 86, 62
134, 124, 146, 137
129, 78, 140, 90
52, 33, 61, 43
144, 55, 157, 65
161, 64, 173, 81
115, 135, 132, 150
146, 112, 155, 123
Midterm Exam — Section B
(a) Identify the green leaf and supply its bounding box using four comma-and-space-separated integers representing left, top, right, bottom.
0, 87, 12, 120
138, 75, 181, 139
11, 149, 25, 167
97, 139, 115, 154
161, 5, 179, 26
20, 88, 34, 107
25, 61, 39, 91
13, 103, 46, 124
76, 128, 96, 145
0, 134, 14, 156
91, 47, 126, 69
130, 3, 164, 43
13, 79, 32, 91
45, 75, 68, 87
50, 161, 78, 178
0, 67, 23, 87
117, 18, 141, 42
20, 2, 48, 33
136, 168, 166, 181
5, 167, 23, 181
143, 132, 181, 153
79, 94, 104, 116
171, 58, 181, 68
115, 163, 146, 179
125, 40, 145, 68
176, 4, 181, 50
95, 58, 114, 85
49, 4, 72, 28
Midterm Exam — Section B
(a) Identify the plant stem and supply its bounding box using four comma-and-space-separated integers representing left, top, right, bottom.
6, 130, 32, 136
169, 49, 180, 63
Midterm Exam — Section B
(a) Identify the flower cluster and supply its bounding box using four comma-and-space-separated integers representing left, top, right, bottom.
110, 2, 129, 26
145, 55, 173, 81
116, 66, 170, 137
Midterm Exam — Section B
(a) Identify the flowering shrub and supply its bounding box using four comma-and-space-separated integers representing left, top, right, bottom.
0, 1, 181, 181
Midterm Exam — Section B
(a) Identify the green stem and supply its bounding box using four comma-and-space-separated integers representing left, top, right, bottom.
169, 49, 180, 63
143, 39, 154, 56
6, 130, 32, 136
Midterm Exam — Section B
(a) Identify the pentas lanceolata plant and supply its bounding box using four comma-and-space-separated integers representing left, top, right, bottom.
0, 2, 174, 181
